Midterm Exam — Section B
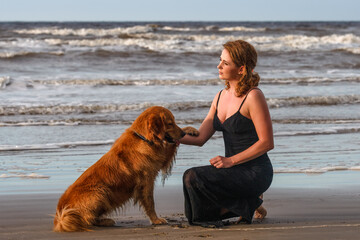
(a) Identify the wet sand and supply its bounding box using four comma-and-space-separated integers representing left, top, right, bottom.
1, 183, 359, 240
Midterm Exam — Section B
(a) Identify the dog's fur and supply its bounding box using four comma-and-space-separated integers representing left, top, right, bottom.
53, 106, 198, 232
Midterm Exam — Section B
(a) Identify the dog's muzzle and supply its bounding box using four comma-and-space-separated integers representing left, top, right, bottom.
165, 131, 185, 143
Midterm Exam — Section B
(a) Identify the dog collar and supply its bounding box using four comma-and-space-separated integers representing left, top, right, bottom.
133, 131, 154, 145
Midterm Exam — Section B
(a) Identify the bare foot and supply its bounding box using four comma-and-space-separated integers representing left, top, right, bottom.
254, 205, 267, 219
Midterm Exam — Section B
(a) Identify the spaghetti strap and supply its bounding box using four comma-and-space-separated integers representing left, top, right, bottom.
238, 87, 260, 111
216, 90, 223, 109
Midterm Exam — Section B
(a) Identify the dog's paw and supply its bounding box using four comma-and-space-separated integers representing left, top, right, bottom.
182, 126, 199, 136
151, 217, 168, 225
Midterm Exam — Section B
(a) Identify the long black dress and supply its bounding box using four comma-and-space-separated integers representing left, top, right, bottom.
183, 88, 273, 224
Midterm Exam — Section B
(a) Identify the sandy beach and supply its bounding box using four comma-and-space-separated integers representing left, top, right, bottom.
1, 181, 359, 240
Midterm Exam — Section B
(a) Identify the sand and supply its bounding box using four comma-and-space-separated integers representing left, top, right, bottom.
1, 184, 359, 240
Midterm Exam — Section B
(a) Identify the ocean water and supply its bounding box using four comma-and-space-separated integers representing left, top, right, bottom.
0, 21, 359, 194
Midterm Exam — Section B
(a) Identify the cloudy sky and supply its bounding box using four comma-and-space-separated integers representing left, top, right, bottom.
1, 0, 359, 22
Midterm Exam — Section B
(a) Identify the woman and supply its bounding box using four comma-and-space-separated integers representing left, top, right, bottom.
179, 40, 274, 227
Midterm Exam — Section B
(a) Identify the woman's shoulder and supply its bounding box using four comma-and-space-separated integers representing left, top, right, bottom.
211, 89, 224, 106
247, 87, 265, 99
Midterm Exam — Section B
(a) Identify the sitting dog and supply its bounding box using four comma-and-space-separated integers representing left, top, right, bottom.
53, 106, 198, 232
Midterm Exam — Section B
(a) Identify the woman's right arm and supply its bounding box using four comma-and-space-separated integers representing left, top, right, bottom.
179, 92, 219, 146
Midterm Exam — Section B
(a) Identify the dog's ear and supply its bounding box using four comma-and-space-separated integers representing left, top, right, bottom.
146, 113, 166, 142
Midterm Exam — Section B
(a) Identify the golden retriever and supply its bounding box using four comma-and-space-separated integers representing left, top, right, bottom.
53, 106, 198, 232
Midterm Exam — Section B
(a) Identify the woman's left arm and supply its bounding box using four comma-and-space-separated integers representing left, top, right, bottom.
210, 89, 274, 168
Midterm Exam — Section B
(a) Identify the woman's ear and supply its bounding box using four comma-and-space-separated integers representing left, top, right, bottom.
238, 65, 245, 75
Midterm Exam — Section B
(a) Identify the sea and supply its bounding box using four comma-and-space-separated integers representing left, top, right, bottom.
0, 21, 359, 195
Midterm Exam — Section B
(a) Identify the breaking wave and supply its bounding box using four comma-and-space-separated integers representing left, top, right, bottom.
1, 95, 358, 116
0, 51, 64, 59
0, 173, 50, 179
0, 76, 12, 89
0, 140, 114, 151
274, 165, 360, 174
267, 95, 360, 108
27, 76, 360, 87
30, 78, 223, 86
12, 24, 266, 37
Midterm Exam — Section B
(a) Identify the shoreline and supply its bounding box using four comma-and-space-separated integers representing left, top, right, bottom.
1, 182, 360, 239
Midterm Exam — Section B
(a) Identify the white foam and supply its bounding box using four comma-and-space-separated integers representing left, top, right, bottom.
274, 166, 357, 174
0, 76, 12, 88
350, 166, 360, 171
219, 26, 266, 32
275, 126, 360, 137
0, 140, 114, 151
13, 25, 155, 37
6, 30, 360, 54
0, 173, 50, 179
267, 95, 360, 108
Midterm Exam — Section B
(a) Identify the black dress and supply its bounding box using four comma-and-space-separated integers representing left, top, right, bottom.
183, 88, 273, 224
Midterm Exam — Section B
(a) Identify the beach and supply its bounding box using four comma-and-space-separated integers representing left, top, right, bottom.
1, 21, 360, 239
1, 177, 360, 240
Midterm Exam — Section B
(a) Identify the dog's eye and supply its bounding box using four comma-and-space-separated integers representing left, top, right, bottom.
168, 122, 174, 126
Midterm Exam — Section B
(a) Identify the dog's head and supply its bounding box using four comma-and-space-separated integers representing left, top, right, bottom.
133, 106, 185, 145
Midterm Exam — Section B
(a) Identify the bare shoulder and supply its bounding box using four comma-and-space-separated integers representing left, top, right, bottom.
247, 88, 266, 102
210, 90, 222, 108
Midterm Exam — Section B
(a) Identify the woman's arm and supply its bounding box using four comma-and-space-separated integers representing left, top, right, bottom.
179, 92, 219, 146
210, 89, 274, 168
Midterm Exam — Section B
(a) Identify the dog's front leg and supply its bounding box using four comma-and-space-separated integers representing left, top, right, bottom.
138, 181, 167, 225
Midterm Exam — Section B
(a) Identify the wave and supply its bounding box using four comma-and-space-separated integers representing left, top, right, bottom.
1, 118, 359, 128
275, 126, 360, 137
3, 32, 359, 56
12, 24, 266, 37
0, 140, 114, 151
0, 51, 64, 59
0, 101, 211, 116
263, 76, 360, 84
274, 166, 360, 174
27, 76, 359, 87
267, 95, 360, 108
1, 95, 358, 116
0, 76, 12, 89
13, 25, 157, 36
30, 78, 223, 86
40, 33, 360, 52
0, 173, 50, 179
334, 47, 360, 55
272, 118, 360, 124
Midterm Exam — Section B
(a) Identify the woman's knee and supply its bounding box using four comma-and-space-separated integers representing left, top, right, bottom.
183, 168, 197, 188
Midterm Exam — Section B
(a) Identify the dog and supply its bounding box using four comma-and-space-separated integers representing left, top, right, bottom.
53, 106, 198, 232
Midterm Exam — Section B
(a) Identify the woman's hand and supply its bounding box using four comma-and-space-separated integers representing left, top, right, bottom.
209, 155, 234, 168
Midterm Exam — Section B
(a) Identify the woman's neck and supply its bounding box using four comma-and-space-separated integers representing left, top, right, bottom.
227, 80, 238, 95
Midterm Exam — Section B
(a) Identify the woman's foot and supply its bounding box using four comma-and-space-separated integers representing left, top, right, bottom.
254, 205, 267, 219
254, 194, 267, 219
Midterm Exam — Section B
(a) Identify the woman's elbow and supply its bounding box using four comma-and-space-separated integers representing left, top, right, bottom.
267, 143, 274, 151
266, 140, 274, 151
260, 139, 274, 152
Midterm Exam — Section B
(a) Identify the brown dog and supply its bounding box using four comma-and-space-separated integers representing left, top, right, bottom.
53, 106, 198, 232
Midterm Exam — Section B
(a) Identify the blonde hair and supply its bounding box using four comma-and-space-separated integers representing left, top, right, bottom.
223, 40, 260, 97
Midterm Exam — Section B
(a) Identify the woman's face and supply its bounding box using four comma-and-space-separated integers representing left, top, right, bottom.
217, 49, 243, 81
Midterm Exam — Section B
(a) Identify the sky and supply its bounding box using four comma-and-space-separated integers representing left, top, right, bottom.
0, 0, 359, 22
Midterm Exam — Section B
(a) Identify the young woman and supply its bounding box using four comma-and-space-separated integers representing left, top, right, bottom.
179, 39, 274, 227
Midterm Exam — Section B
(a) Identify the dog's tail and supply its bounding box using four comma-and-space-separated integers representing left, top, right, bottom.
53, 206, 90, 232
